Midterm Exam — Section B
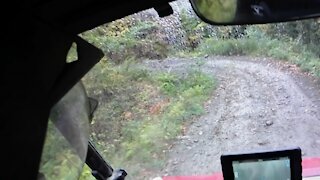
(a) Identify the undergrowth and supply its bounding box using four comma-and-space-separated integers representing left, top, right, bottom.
81, 59, 215, 178
196, 26, 320, 77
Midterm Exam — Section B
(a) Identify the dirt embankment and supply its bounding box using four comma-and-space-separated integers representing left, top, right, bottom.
144, 56, 320, 177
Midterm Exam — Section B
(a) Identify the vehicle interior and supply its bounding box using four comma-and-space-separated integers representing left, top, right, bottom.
2, 0, 320, 179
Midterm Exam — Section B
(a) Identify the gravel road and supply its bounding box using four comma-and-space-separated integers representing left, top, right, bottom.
144, 56, 320, 177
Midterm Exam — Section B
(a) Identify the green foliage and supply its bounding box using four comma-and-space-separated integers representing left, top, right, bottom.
117, 68, 215, 174
81, 20, 169, 64
180, 9, 199, 34
81, 59, 216, 178
79, 9, 320, 77
126, 21, 158, 40
196, 23, 320, 77
198, 39, 239, 55
179, 9, 204, 50
39, 121, 83, 180
79, 165, 95, 180
157, 73, 180, 95
159, 69, 215, 141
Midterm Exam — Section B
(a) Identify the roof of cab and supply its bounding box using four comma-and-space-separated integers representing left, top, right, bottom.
20, 0, 174, 34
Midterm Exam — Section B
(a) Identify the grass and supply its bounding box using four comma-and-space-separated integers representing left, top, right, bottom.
195, 29, 320, 77
81, 59, 216, 178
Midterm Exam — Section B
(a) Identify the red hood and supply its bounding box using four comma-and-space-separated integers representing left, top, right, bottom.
163, 157, 320, 180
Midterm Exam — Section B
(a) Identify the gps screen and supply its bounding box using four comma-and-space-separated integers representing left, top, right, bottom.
232, 157, 291, 180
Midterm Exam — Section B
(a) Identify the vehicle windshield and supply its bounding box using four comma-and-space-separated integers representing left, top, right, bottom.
78, 0, 320, 179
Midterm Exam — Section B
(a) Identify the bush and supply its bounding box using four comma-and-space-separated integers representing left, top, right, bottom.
81, 59, 216, 178
196, 28, 320, 78
81, 20, 169, 64
197, 38, 260, 56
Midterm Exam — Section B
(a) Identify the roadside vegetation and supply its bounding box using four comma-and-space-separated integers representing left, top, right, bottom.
195, 24, 320, 77
80, 58, 215, 178
175, 9, 320, 77
78, 15, 216, 177
73, 4, 320, 179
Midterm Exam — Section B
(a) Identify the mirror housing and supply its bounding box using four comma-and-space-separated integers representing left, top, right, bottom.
190, 0, 320, 25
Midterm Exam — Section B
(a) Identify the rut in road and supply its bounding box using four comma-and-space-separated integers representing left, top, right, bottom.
145, 57, 320, 176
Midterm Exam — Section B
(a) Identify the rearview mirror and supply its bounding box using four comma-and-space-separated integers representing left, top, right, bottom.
189, 0, 320, 25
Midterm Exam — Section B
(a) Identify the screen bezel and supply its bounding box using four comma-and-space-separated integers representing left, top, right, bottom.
221, 147, 302, 180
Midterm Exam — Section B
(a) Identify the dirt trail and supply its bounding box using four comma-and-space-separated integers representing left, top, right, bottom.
144, 56, 320, 176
